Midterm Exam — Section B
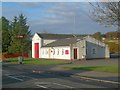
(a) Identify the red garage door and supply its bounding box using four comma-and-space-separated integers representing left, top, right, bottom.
34, 43, 39, 58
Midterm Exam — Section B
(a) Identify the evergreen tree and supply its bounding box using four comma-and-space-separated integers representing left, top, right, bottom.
8, 14, 31, 55
2, 17, 11, 52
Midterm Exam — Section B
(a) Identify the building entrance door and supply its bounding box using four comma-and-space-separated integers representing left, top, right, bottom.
74, 48, 77, 59
34, 43, 39, 58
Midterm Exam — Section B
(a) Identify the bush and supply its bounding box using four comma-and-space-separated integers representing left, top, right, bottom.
106, 42, 120, 53
2, 52, 28, 59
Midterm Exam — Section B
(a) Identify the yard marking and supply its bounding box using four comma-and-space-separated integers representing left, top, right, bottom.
35, 82, 50, 89
71, 75, 120, 85
35, 82, 74, 89
21, 75, 35, 79
36, 84, 48, 89
35, 82, 51, 85
6, 75, 24, 81
53, 82, 74, 88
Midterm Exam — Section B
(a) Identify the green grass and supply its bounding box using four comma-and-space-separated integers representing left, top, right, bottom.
64, 65, 119, 73
3, 58, 70, 65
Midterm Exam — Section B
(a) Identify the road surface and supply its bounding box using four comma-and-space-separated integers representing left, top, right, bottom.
2, 61, 119, 89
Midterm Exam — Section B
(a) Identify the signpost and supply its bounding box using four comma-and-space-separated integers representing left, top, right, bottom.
16, 35, 23, 64
16, 35, 23, 38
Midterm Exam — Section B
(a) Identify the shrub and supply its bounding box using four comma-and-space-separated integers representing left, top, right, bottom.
2, 52, 28, 59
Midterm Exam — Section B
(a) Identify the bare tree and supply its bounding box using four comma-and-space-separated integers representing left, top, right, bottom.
89, 1, 120, 27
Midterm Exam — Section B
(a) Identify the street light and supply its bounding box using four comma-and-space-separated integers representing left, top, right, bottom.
16, 35, 24, 56
16, 35, 24, 64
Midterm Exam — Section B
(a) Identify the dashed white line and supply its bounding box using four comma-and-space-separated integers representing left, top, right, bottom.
21, 75, 35, 79
35, 82, 51, 85
35, 82, 74, 89
53, 82, 74, 88
6, 75, 24, 81
36, 84, 48, 89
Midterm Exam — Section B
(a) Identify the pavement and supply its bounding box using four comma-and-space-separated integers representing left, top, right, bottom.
50, 58, 119, 83
51, 68, 119, 83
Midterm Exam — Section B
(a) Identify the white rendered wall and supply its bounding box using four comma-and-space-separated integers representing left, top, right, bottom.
85, 36, 110, 59
40, 46, 71, 60
86, 41, 105, 58
32, 33, 42, 58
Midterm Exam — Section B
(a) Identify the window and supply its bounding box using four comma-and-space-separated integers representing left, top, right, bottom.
86, 48, 87, 54
42, 50, 44, 55
46, 50, 48, 55
92, 48, 96, 54
62, 49, 64, 55
57, 49, 59, 55
53, 49, 55, 55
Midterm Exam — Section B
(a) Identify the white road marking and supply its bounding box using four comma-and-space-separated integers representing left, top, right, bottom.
35, 82, 51, 85
35, 82, 74, 89
6, 75, 24, 81
36, 84, 48, 89
21, 75, 35, 79
5, 74, 38, 81
53, 82, 74, 88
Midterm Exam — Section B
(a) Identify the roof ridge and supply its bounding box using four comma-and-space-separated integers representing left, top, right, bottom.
36, 32, 86, 40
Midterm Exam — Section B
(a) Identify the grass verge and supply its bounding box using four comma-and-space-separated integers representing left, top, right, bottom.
64, 65, 119, 73
3, 58, 70, 65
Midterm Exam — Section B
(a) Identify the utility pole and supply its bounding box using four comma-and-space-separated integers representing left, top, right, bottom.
16, 35, 24, 57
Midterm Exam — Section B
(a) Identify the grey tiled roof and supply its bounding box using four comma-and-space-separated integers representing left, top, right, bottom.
43, 37, 83, 47
37, 33, 83, 39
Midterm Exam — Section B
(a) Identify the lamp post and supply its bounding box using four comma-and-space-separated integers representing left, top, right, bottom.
16, 35, 24, 57
16, 35, 24, 64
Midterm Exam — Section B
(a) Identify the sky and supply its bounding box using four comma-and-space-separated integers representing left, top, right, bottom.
2, 2, 117, 35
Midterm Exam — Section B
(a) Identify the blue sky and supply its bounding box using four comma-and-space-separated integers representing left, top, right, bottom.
2, 2, 116, 35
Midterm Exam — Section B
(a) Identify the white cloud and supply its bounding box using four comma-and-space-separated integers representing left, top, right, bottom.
35, 2, 89, 25
17, 2, 43, 8
2, 0, 120, 2
2, 2, 115, 34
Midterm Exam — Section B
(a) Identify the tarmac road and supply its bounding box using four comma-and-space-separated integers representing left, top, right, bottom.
2, 59, 119, 89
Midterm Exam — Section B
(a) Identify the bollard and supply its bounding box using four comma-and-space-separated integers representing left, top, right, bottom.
18, 56, 22, 64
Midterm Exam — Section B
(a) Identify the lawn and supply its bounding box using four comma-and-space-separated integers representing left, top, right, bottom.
3, 58, 70, 65
64, 65, 119, 73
